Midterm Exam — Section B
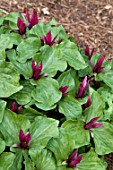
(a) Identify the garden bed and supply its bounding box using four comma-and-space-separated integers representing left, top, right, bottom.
0, 1, 113, 170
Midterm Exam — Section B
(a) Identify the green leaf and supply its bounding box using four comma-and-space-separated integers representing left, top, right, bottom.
0, 37, 13, 52
1, 33, 22, 45
0, 138, 5, 154
58, 95, 82, 119
29, 116, 59, 149
0, 16, 4, 25
5, 12, 21, 29
59, 41, 87, 70
77, 148, 107, 170
0, 99, 7, 123
96, 70, 113, 90
9, 151, 23, 170
98, 87, 113, 120
47, 18, 57, 26
23, 151, 34, 170
0, 50, 6, 60
6, 49, 17, 61
38, 45, 67, 77
93, 122, 113, 155
10, 80, 34, 105
7, 50, 32, 80
47, 128, 76, 163
32, 77, 62, 110
0, 109, 30, 146
0, 152, 15, 170
29, 148, 56, 170
29, 22, 47, 37
20, 107, 43, 123
62, 120, 90, 148
84, 90, 105, 122
17, 37, 41, 63
57, 69, 75, 91
47, 25, 68, 41
0, 61, 23, 98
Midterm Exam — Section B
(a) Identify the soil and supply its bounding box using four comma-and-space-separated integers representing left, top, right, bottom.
0, 0, 113, 169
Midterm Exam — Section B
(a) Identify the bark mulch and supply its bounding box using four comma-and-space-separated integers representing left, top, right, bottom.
0, 0, 113, 169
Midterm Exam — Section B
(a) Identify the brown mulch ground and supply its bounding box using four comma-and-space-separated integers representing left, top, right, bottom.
0, 0, 113, 169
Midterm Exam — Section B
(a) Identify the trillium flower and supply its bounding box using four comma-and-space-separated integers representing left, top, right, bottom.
66, 149, 82, 168
76, 76, 89, 98
85, 45, 94, 60
26, 9, 38, 29
59, 85, 69, 97
13, 130, 31, 149
17, 17, 26, 35
40, 30, 62, 46
91, 55, 105, 73
31, 60, 47, 80
84, 116, 104, 130
10, 101, 23, 113
82, 95, 92, 109
32, 60, 42, 80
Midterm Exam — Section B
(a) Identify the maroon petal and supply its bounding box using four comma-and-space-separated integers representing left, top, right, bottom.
57, 39, 62, 44
67, 155, 82, 168
45, 31, 52, 45
17, 17, 26, 35
68, 149, 78, 161
59, 85, 69, 97
82, 76, 88, 89
32, 60, 36, 71
89, 116, 100, 124
19, 129, 25, 142
33, 62, 42, 80
84, 123, 94, 129
52, 35, 58, 44
40, 36, 45, 46
93, 56, 105, 73
59, 86, 68, 93
17, 17, 21, 29
90, 48, 94, 60
18, 105, 23, 113
33, 70, 40, 80
83, 95, 92, 109
76, 76, 89, 98
85, 45, 89, 57
84, 116, 103, 130
10, 101, 17, 112
85, 46, 94, 60
92, 122, 104, 128
30, 9, 38, 27
25, 132, 31, 143
26, 9, 30, 23
37, 62, 42, 71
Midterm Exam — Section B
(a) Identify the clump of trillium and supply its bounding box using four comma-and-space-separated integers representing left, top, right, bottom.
13, 130, 31, 149
66, 149, 82, 168
84, 116, 103, 130
31, 60, 47, 80
17, 9, 38, 38
76, 76, 89, 99
10, 101, 23, 113
59, 85, 69, 97
40, 30, 62, 46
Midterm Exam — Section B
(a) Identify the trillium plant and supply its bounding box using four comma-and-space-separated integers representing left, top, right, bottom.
0, 8, 113, 170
